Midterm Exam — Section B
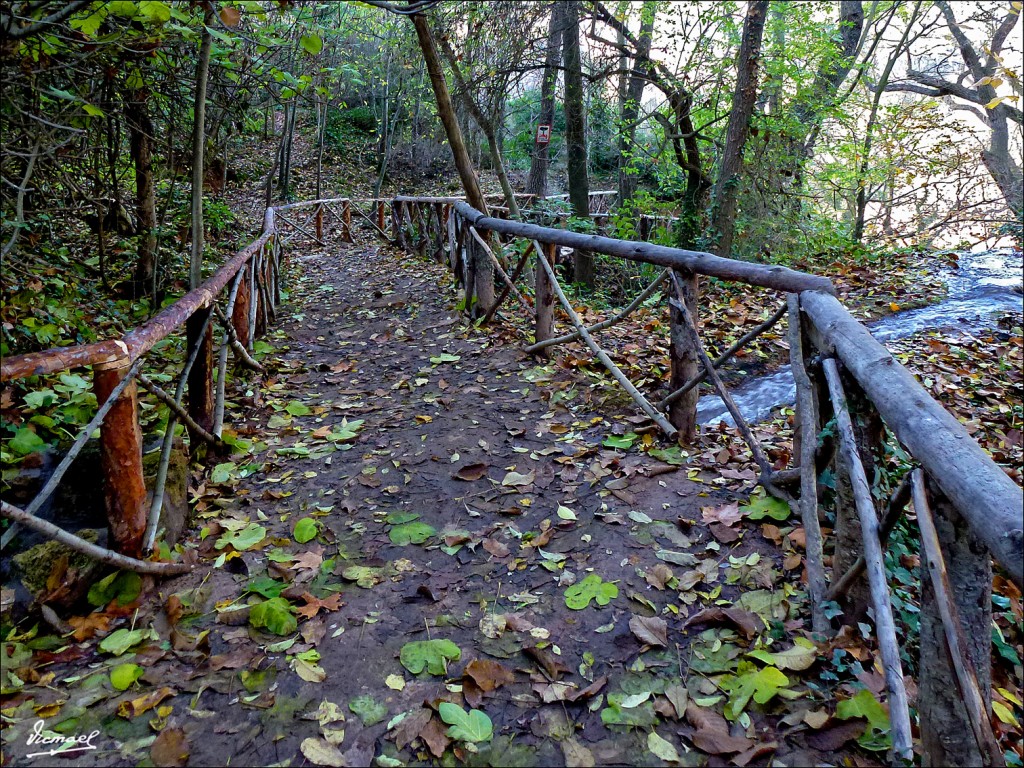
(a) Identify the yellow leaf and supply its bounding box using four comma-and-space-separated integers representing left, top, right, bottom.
889, 302, 900, 312
997, 687, 1023, 707
993, 700, 1020, 728
986, 95, 1006, 109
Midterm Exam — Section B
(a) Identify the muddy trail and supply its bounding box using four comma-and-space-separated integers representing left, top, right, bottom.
3, 239, 871, 768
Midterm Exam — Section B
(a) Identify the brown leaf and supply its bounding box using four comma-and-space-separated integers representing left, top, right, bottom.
464, 659, 514, 692
710, 523, 741, 543
419, 715, 450, 758
732, 742, 777, 767
295, 592, 343, 620
646, 563, 674, 590
291, 546, 324, 572
301, 618, 327, 645
761, 524, 783, 545
566, 675, 608, 702
151, 727, 189, 767
392, 707, 432, 750
701, 501, 743, 526
629, 615, 669, 648
686, 703, 752, 755
68, 612, 113, 642
805, 720, 866, 751
117, 687, 176, 719
454, 462, 489, 481
164, 595, 183, 627
561, 738, 596, 768
219, 6, 241, 26
524, 645, 570, 680
683, 607, 764, 640
482, 538, 510, 558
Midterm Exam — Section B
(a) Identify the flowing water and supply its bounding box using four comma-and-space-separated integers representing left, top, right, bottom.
697, 248, 1024, 426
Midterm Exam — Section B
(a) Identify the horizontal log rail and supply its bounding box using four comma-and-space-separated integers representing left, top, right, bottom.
389, 193, 1023, 766
0, 198, 355, 570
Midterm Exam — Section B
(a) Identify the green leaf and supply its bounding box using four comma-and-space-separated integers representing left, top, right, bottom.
110, 663, 143, 691
389, 521, 436, 545
99, 628, 154, 656
385, 511, 420, 525
603, 434, 635, 449
747, 637, 817, 671
564, 574, 618, 610
9, 428, 45, 456
300, 33, 323, 55
399, 639, 460, 675
284, 400, 311, 417
429, 353, 460, 364
349, 695, 388, 726
87, 571, 142, 607
722, 663, 790, 719
138, 0, 171, 23
647, 731, 681, 763
245, 576, 286, 599
438, 703, 493, 743
249, 597, 297, 636
328, 419, 363, 442
740, 493, 790, 521
216, 522, 267, 551
107, 1, 138, 18
293, 518, 318, 544
341, 566, 383, 588
601, 695, 657, 727
210, 461, 237, 484
83, 104, 105, 117
836, 688, 890, 732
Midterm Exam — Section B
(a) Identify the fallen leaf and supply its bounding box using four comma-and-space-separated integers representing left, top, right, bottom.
684, 607, 764, 640
702, 501, 743, 526
464, 659, 515, 692
117, 687, 176, 718
646, 563, 674, 590
296, 592, 343, 620
300, 737, 345, 767
151, 727, 189, 767
685, 703, 752, 754
454, 462, 489, 481
629, 615, 669, 648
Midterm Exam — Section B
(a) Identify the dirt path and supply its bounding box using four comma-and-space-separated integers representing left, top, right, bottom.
2, 239, 859, 767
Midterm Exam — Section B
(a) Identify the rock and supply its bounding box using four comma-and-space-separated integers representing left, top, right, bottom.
12, 528, 103, 607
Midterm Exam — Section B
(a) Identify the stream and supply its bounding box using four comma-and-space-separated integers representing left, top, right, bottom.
696, 248, 1024, 426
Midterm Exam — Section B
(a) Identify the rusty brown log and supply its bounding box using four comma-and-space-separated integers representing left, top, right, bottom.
342, 199, 353, 243
668, 269, 700, 442
533, 241, 556, 353
315, 204, 323, 240
376, 199, 386, 234
186, 308, 215, 439
94, 361, 147, 557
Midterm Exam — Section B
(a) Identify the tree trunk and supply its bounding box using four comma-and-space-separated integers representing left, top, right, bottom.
409, 5, 492, 313
526, 3, 563, 199
617, 2, 655, 206
190, 10, 213, 290
562, 0, 593, 287
708, 0, 768, 258
125, 90, 157, 297
436, 34, 521, 218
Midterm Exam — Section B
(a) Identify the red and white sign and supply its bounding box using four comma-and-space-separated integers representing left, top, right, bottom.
535, 124, 551, 145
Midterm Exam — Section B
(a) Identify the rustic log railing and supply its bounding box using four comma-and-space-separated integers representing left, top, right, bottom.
0, 200, 353, 570
387, 194, 1023, 767
3, 190, 1021, 765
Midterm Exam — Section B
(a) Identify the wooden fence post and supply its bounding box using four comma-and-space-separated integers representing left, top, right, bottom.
668, 268, 699, 442
186, 308, 215, 440
342, 199, 353, 243
315, 203, 323, 241
534, 242, 556, 354
918, 478, 996, 767
93, 361, 147, 557
826, 369, 883, 618
376, 199, 386, 235
232, 267, 252, 349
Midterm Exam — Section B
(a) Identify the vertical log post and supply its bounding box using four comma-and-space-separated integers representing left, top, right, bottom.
391, 200, 402, 248
377, 199, 386, 235
93, 361, 147, 557
232, 266, 252, 349
247, 258, 258, 350
315, 203, 323, 241
471, 226, 496, 318
534, 241, 556, 355
917, 475, 998, 767
342, 199, 353, 243
186, 308, 215, 441
667, 268, 700, 442
830, 374, 882, 618
433, 203, 445, 262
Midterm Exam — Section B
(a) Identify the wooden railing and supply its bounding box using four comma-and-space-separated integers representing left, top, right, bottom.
389, 194, 1023, 766
0, 199, 354, 567
2, 192, 1020, 764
